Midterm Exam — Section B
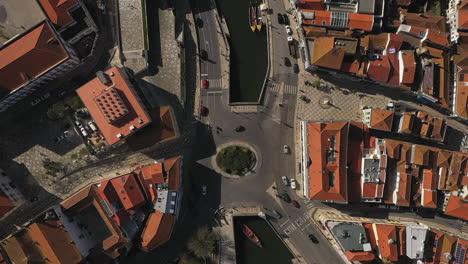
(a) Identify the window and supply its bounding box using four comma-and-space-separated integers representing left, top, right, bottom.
329, 172, 335, 187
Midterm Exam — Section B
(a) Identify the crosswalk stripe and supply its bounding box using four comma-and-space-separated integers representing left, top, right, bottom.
207, 79, 222, 89
284, 84, 297, 94
269, 82, 280, 92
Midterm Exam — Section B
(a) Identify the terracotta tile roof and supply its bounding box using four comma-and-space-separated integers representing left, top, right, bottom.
401, 12, 447, 31
369, 109, 394, 131
0, 189, 15, 219
140, 211, 175, 252
454, 238, 468, 264
136, 163, 164, 203
38, 0, 78, 27
436, 234, 458, 264
367, 55, 391, 83
0, 22, 69, 93
347, 13, 374, 31
163, 156, 182, 190
308, 121, 350, 203
398, 142, 413, 172
312, 38, 345, 70
27, 220, 83, 264
430, 117, 446, 142
374, 224, 398, 262
459, 1, 468, 29
398, 113, 414, 134
422, 169, 438, 190
437, 151, 452, 168
411, 145, 432, 166
425, 29, 450, 47
422, 190, 437, 208
344, 251, 375, 262
109, 173, 145, 213
446, 154, 467, 191
76, 67, 151, 145
395, 172, 411, 206
456, 73, 468, 119
1, 231, 42, 264
303, 10, 331, 27
298, 0, 324, 10
363, 223, 378, 250
444, 195, 468, 220
385, 140, 402, 159
400, 51, 416, 84
397, 226, 406, 256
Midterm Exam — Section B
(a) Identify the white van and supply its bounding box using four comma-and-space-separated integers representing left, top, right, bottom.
88, 121, 97, 131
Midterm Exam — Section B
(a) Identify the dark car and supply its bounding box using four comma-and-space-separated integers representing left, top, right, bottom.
196, 18, 204, 28
200, 106, 208, 116
284, 57, 291, 67
200, 50, 208, 60
282, 14, 290, 25
308, 234, 319, 244
271, 210, 282, 219
293, 64, 299, 73
234, 125, 245, 132
281, 192, 291, 203
291, 200, 300, 208
277, 13, 284, 24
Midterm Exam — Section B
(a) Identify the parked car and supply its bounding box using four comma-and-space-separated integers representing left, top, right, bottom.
88, 121, 97, 131
290, 179, 296, 190
281, 192, 291, 203
285, 25, 292, 35
234, 125, 245, 132
200, 106, 208, 116
284, 57, 291, 67
308, 234, 319, 244
283, 14, 290, 25
202, 79, 209, 89
291, 200, 300, 208
283, 145, 289, 154
281, 176, 288, 186
293, 64, 299, 73
80, 127, 88, 137
271, 210, 282, 219
202, 185, 207, 196
277, 13, 284, 24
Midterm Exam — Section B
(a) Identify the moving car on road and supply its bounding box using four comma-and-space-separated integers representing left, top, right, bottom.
281, 176, 288, 186
308, 234, 319, 244
283, 14, 290, 25
200, 106, 208, 116
284, 57, 291, 67
277, 13, 284, 24
291, 200, 300, 208
283, 145, 289, 154
281, 192, 291, 203
290, 179, 296, 190
285, 25, 292, 35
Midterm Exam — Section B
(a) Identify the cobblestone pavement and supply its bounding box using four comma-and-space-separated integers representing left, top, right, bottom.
139, 7, 182, 105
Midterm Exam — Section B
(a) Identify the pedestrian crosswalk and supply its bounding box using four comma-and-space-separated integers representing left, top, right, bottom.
269, 82, 298, 94
281, 211, 313, 234
206, 79, 222, 89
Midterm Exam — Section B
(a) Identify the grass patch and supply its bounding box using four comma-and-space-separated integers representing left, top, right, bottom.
216, 146, 256, 175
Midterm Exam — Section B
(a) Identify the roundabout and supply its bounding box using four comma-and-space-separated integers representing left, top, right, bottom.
212, 142, 261, 179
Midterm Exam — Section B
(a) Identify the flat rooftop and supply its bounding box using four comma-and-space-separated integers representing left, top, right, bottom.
0, 0, 47, 46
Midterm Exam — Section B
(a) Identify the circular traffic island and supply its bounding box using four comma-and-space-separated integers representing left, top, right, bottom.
216, 145, 256, 176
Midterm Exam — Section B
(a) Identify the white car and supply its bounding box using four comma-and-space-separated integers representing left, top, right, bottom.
287, 36, 294, 42
88, 121, 98, 131
80, 127, 88, 137
283, 145, 289, 154
290, 179, 297, 190
285, 25, 292, 35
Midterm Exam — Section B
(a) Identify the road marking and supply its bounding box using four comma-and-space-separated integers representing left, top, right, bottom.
201, 73, 208, 77
284, 84, 297, 94
207, 91, 222, 94
269, 82, 281, 93
280, 219, 290, 227
306, 203, 315, 209
301, 222, 312, 231
207, 79, 222, 89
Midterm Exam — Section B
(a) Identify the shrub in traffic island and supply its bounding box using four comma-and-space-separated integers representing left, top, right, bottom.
216, 146, 256, 175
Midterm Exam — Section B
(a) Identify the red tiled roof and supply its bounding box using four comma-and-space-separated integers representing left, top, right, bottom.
454, 238, 468, 264
38, 0, 78, 27
76, 67, 151, 145
444, 195, 468, 220
348, 13, 374, 31
436, 234, 458, 264
312, 38, 345, 70
397, 226, 406, 256
140, 211, 175, 252
374, 224, 398, 262
0, 189, 15, 219
395, 172, 411, 206
308, 122, 349, 203
430, 117, 446, 142
0, 22, 69, 93
422, 190, 437, 208
163, 156, 182, 190
136, 163, 164, 203
446, 153, 467, 191
302, 10, 331, 27
400, 51, 416, 84
460, 1, 468, 29
109, 173, 145, 214
370, 109, 394, 131
425, 29, 450, 47
363, 223, 378, 250
399, 113, 414, 134
298, 0, 324, 10
385, 140, 402, 159
422, 169, 437, 190
456, 73, 468, 119
367, 55, 391, 83
344, 251, 375, 261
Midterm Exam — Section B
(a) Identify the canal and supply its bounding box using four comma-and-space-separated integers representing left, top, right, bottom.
234, 216, 294, 264
216, 0, 268, 103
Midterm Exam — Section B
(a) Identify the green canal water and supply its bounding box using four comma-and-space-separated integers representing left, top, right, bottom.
216, 0, 268, 103
234, 216, 294, 264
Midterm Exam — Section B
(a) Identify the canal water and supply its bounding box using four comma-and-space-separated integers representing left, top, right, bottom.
216, 0, 268, 103
234, 216, 294, 264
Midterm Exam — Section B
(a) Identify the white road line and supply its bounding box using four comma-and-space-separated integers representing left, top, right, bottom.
201, 73, 208, 77
301, 222, 312, 231
207, 91, 222, 94
280, 219, 290, 227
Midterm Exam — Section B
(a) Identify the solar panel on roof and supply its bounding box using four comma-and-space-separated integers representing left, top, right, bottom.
455, 243, 465, 264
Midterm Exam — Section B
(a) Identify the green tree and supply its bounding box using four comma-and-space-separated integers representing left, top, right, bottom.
311, 80, 321, 88
187, 226, 216, 260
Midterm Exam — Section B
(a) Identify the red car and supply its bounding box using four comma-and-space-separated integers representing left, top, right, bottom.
200, 106, 208, 116
202, 80, 209, 89
291, 200, 300, 208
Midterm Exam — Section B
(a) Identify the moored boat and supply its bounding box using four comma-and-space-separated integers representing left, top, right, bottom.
256, 5, 262, 31
249, 5, 256, 32
242, 224, 263, 248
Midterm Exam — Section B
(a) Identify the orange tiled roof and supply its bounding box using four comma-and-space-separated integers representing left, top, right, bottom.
370, 109, 394, 131
454, 238, 468, 264
109, 173, 145, 213
422, 190, 437, 208
426, 29, 450, 47
0, 189, 15, 218
436, 234, 458, 264
27, 220, 83, 264
399, 113, 414, 134
302, 10, 331, 27
136, 163, 164, 203
422, 169, 437, 190
308, 122, 349, 203
298, 0, 324, 10
140, 211, 175, 252
430, 117, 446, 142
397, 226, 406, 256
348, 13, 374, 31
0, 22, 69, 93
456, 73, 468, 119
38, 0, 78, 27
312, 38, 345, 70
344, 251, 375, 262
446, 153, 467, 191
444, 195, 468, 220
163, 156, 182, 190
374, 224, 398, 262
411, 145, 432, 166
401, 12, 447, 31
400, 51, 416, 84
385, 140, 402, 159
396, 172, 411, 206
460, 1, 468, 29
76, 67, 151, 145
